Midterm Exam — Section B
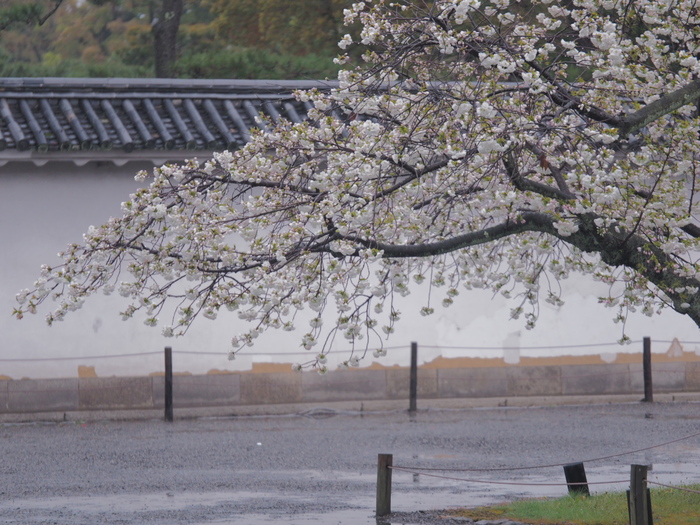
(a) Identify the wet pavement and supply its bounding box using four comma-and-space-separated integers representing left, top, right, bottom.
1, 401, 699, 524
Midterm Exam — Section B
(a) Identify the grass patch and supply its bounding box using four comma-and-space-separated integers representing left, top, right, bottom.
448, 484, 700, 524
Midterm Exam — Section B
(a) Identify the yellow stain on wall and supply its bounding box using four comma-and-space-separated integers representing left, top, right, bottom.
241, 347, 700, 373
77, 365, 97, 378
147, 371, 193, 377
240, 363, 297, 374
7, 340, 698, 380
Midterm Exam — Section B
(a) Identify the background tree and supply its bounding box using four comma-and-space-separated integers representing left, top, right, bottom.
0, 0, 348, 78
87, 0, 183, 77
0, 0, 64, 65
0, 1, 64, 31
17, 0, 700, 370
0, 0, 154, 76
150, 0, 182, 77
174, 0, 358, 79
205, 0, 354, 57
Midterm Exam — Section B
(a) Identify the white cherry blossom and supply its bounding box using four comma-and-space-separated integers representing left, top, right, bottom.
14, 0, 700, 370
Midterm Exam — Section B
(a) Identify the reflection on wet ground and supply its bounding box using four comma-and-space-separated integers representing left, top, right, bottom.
3, 404, 700, 524
2, 461, 698, 524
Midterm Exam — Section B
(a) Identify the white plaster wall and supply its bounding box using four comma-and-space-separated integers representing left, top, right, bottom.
1, 161, 699, 379
0, 162, 234, 378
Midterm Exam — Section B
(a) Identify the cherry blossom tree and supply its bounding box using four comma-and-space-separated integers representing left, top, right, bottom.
15, 0, 700, 370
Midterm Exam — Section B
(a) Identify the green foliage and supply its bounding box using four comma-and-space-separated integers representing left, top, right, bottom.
113, 22, 153, 68
0, 1, 60, 31
0, 4, 43, 31
173, 48, 341, 80
204, 0, 357, 57
0, 0, 351, 78
503, 492, 630, 524
451, 485, 700, 525
177, 21, 218, 56
0, 53, 149, 78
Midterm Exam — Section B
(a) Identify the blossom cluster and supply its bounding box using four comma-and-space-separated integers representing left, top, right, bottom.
15, 0, 700, 369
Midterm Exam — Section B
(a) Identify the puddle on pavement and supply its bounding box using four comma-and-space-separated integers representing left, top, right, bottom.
2, 463, 699, 524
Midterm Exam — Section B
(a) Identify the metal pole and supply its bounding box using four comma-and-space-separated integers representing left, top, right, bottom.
563, 462, 590, 496
629, 464, 650, 525
164, 346, 173, 422
376, 454, 393, 516
643, 337, 653, 403
409, 342, 418, 413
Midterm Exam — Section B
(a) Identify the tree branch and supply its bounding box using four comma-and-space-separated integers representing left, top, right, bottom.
341, 211, 700, 325
524, 61, 623, 126
344, 212, 554, 257
503, 150, 576, 201
618, 79, 700, 138
38, 0, 64, 25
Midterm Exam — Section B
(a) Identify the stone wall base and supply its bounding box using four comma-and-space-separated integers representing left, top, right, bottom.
2, 361, 699, 417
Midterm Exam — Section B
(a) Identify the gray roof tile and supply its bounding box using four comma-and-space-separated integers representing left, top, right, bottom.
0, 78, 338, 156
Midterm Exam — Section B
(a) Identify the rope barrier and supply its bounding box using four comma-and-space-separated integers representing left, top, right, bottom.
420, 342, 642, 350
389, 466, 627, 486
0, 347, 412, 361
405, 338, 700, 351
171, 351, 227, 356
234, 345, 406, 356
0, 351, 162, 362
576, 429, 700, 464
2, 338, 697, 362
391, 429, 700, 473
648, 481, 700, 494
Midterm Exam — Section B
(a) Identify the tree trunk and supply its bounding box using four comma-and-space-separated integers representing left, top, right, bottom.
152, 0, 183, 78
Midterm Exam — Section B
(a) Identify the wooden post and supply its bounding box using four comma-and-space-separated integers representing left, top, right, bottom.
376, 453, 393, 517
164, 346, 173, 422
628, 464, 651, 525
643, 337, 653, 403
563, 462, 590, 496
409, 342, 418, 413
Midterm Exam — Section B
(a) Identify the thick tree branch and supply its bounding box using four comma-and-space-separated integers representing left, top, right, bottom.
527, 66, 700, 139
635, 188, 700, 239
342, 211, 700, 325
523, 143, 573, 196
344, 212, 554, 257
525, 61, 623, 126
503, 150, 576, 201
618, 80, 700, 138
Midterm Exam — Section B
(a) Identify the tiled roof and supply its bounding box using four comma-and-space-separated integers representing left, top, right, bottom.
0, 78, 337, 165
